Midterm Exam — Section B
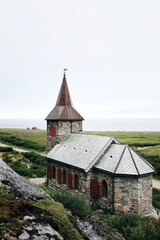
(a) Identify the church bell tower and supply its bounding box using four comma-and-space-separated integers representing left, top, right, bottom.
45, 71, 84, 153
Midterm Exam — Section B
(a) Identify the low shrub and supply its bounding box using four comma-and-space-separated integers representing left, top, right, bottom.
106, 214, 160, 240
0, 187, 22, 238
0, 147, 15, 153
140, 154, 160, 179
130, 143, 160, 147
0, 135, 46, 152
153, 188, 160, 209
22, 152, 46, 166
40, 185, 92, 219
2, 152, 46, 178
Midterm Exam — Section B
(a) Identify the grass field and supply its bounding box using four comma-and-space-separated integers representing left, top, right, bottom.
84, 131, 160, 179
84, 131, 160, 157
0, 128, 160, 177
0, 129, 159, 154
0, 128, 46, 153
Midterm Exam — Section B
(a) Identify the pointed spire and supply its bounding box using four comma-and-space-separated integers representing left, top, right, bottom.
45, 72, 84, 121
56, 73, 72, 106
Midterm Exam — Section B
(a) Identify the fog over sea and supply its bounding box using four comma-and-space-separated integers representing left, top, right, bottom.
0, 118, 159, 131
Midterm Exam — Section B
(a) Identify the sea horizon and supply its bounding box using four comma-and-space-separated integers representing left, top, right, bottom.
0, 118, 159, 132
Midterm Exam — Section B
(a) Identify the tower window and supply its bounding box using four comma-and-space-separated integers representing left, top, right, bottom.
90, 179, 99, 198
74, 173, 79, 190
62, 169, 67, 184
101, 179, 108, 199
50, 125, 56, 137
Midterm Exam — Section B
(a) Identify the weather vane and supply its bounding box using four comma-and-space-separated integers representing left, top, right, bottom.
64, 68, 68, 76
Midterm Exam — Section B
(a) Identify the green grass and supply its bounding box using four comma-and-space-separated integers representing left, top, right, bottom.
0, 129, 159, 156
40, 184, 92, 219
153, 188, 160, 209
84, 131, 160, 149
0, 128, 46, 153
1, 148, 46, 178
0, 187, 22, 239
0, 129, 160, 178
0, 128, 46, 144
105, 213, 160, 240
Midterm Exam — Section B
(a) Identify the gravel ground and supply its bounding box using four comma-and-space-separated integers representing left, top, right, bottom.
0, 143, 30, 153
29, 178, 46, 185
0, 142, 45, 156
28, 178, 160, 190
153, 179, 160, 190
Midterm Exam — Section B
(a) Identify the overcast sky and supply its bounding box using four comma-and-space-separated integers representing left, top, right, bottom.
0, 0, 160, 120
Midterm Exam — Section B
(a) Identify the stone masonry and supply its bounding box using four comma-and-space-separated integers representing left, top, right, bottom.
47, 159, 153, 215
47, 120, 82, 152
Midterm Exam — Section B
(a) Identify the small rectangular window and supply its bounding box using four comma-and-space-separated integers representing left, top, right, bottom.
50, 125, 56, 137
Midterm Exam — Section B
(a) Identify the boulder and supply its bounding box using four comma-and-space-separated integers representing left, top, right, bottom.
0, 158, 52, 201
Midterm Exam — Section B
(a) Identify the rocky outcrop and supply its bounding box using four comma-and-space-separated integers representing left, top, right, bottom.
76, 218, 122, 240
0, 158, 124, 240
69, 210, 123, 240
17, 203, 63, 240
0, 158, 52, 201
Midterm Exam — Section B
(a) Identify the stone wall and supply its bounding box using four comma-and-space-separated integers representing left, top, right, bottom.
113, 175, 153, 214
47, 160, 153, 215
113, 176, 139, 214
138, 175, 152, 215
71, 121, 82, 132
47, 160, 88, 196
88, 169, 114, 211
47, 120, 82, 152
47, 160, 114, 211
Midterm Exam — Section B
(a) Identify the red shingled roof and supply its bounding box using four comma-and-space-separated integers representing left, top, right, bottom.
45, 75, 84, 121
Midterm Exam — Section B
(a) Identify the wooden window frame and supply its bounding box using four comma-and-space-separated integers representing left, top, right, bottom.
68, 172, 72, 190
47, 164, 51, 180
90, 179, 99, 198
52, 165, 56, 179
57, 168, 61, 184
100, 179, 108, 200
50, 125, 56, 137
62, 169, 67, 185
74, 173, 79, 191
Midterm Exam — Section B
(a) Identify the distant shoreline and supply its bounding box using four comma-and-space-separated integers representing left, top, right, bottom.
0, 118, 159, 132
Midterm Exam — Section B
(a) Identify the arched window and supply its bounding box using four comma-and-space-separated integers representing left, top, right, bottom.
47, 164, 51, 179
90, 179, 99, 198
101, 179, 108, 199
62, 169, 67, 184
68, 172, 72, 190
57, 168, 61, 184
52, 165, 56, 179
50, 125, 56, 137
74, 173, 79, 190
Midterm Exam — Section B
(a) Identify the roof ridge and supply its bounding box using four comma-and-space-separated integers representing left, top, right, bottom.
130, 148, 155, 171
128, 146, 140, 175
85, 137, 114, 173
114, 145, 127, 174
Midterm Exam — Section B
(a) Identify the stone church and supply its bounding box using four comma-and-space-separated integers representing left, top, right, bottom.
45, 73, 155, 215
